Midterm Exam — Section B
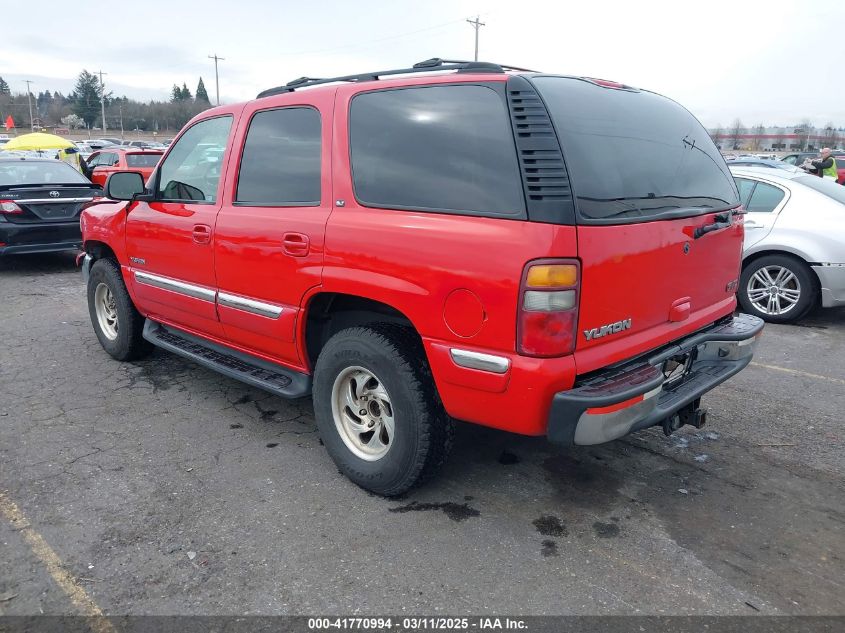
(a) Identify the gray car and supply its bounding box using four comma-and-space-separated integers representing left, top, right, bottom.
730, 166, 845, 322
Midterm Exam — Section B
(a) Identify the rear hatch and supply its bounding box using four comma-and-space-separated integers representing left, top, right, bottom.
530, 77, 743, 373
0, 160, 100, 224
125, 152, 162, 180
0, 184, 100, 223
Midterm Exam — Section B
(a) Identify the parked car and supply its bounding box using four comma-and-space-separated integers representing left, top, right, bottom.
86, 139, 118, 151
79, 59, 763, 495
780, 152, 818, 166
86, 148, 163, 188
0, 157, 101, 255
731, 166, 845, 322
725, 158, 799, 171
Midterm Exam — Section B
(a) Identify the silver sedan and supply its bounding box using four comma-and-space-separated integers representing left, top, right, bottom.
730, 166, 845, 323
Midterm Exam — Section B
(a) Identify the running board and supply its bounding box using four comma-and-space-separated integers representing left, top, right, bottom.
142, 320, 311, 399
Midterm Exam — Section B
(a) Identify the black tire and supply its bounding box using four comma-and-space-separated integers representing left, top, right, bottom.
738, 254, 817, 324
87, 258, 152, 361
312, 324, 453, 496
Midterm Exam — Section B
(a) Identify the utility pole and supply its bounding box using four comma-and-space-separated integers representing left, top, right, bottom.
97, 70, 108, 134
24, 80, 34, 131
208, 54, 225, 106
466, 16, 485, 62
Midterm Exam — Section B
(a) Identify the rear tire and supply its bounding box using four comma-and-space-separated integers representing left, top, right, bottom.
87, 258, 151, 361
313, 324, 453, 496
738, 254, 816, 323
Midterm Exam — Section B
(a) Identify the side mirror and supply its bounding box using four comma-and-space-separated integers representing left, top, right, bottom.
105, 171, 146, 201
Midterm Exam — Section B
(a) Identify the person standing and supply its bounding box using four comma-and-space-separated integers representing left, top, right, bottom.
807, 147, 838, 180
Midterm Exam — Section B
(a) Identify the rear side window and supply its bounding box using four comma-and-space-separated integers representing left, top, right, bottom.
745, 182, 785, 213
532, 76, 739, 223
734, 177, 756, 206
349, 85, 525, 217
126, 153, 162, 167
236, 107, 321, 205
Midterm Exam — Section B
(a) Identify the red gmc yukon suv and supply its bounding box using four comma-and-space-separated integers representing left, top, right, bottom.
80, 59, 764, 495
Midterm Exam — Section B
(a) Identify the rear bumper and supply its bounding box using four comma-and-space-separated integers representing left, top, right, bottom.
547, 313, 764, 445
0, 221, 81, 255
812, 264, 845, 308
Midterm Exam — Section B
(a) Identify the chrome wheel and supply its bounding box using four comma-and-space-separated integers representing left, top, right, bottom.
94, 282, 119, 340
746, 265, 801, 316
331, 366, 395, 461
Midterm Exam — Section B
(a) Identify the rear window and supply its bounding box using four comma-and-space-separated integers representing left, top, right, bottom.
795, 175, 845, 205
531, 76, 739, 223
349, 84, 525, 218
126, 153, 161, 168
0, 160, 89, 186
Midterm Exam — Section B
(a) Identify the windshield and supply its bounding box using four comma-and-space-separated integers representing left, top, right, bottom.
126, 153, 162, 167
531, 76, 739, 222
795, 175, 845, 205
0, 160, 89, 186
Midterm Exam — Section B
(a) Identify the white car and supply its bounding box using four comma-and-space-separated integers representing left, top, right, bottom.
730, 166, 845, 322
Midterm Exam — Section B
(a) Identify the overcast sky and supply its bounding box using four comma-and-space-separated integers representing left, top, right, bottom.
2, 0, 842, 128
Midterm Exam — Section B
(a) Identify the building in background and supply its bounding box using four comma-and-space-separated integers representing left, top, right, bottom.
709, 125, 844, 152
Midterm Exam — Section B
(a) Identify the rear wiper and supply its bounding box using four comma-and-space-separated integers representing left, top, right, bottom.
693, 212, 732, 239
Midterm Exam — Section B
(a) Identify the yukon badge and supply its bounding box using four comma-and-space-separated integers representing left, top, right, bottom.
584, 318, 632, 341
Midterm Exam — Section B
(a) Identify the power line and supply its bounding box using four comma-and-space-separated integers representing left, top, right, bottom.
208, 54, 225, 106
466, 16, 486, 62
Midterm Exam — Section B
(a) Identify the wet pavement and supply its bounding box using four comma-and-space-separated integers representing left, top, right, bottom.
1, 253, 843, 615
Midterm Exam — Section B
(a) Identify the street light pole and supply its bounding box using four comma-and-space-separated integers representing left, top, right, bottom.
208, 54, 225, 106
24, 80, 34, 131
97, 70, 108, 135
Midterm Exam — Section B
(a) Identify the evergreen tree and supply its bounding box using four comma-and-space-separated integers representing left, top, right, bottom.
70, 70, 102, 128
195, 77, 210, 104
180, 83, 192, 101
171, 84, 182, 102
0, 76, 10, 95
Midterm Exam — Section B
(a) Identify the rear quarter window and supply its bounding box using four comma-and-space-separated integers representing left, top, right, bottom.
349, 84, 526, 218
531, 76, 739, 223
126, 153, 162, 168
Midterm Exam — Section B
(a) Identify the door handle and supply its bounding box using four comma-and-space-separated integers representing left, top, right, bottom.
192, 224, 212, 244
282, 232, 310, 257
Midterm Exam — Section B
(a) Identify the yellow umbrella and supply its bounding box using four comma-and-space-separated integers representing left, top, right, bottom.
2, 132, 74, 151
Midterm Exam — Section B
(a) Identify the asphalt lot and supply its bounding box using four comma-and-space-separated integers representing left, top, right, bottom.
0, 252, 843, 616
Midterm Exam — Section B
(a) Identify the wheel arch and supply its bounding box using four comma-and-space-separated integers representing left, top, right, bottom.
742, 248, 822, 292
84, 239, 118, 262
301, 291, 423, 370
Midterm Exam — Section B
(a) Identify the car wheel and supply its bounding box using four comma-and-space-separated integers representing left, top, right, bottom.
313, 324, 453, 496
87, 258, 151, 361
738, 254, 816, 323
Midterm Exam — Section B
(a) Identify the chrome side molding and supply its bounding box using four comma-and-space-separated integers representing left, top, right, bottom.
217, 291, 283, 319
133, 271, 216, 302
449, 348, 510, 374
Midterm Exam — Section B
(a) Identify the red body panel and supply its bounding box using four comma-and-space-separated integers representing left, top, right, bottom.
213, 91, 335, 367
574, 215, 743, 373
88, 149, 163, 188
81, 73, 743, 437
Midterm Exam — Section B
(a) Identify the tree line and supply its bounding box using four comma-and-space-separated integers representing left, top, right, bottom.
0, 71, 214, 134
712, 117, 844, 151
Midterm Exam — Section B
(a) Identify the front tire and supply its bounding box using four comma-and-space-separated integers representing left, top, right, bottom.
738, 254, 816, 323
87, 258, 151, 361
313, 324, 453, 496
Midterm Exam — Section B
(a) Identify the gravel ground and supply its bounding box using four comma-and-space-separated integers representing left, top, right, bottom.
0, 252, 843, 616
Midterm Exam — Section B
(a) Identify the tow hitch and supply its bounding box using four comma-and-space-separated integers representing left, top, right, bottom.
662, 398, 708, 436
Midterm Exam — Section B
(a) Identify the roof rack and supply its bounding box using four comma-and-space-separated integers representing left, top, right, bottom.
256, 57, 538, 98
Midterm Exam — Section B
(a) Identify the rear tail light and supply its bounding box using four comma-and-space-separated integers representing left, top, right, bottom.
517, 260, 580, 357
0, 200, 23, 215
